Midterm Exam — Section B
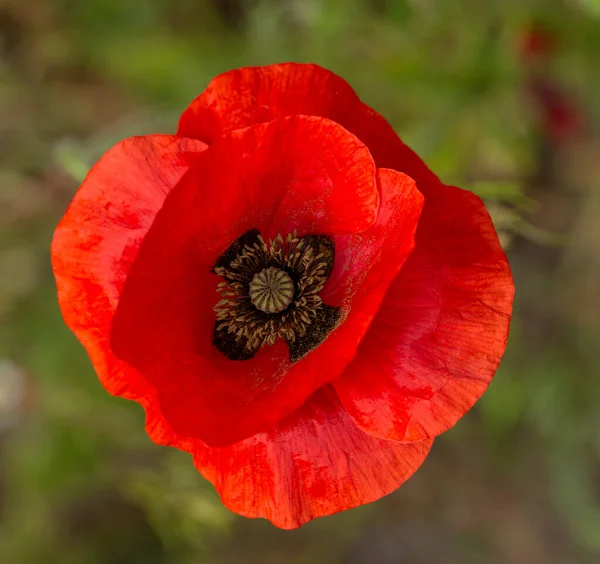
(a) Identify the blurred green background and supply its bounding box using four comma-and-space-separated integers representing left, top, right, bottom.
1, 0, 600, 562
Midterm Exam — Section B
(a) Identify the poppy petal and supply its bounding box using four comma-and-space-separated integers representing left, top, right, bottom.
141, 394, 194, 453
110, 138, 422, 446
335, 183, 514, 442
51, 135, 208, 400
178, 63, 438, 185
188, 385, 433, 529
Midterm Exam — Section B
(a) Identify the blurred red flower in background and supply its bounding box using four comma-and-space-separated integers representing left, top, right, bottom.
519, 22, 558, 61
51, 63, 514, 529
519, 23, 583, 144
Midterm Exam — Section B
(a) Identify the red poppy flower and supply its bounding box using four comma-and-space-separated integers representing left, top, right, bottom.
51, 63, 514, 529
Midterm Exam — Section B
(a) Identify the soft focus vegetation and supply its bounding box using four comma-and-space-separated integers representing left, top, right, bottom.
1, 0, 599, 562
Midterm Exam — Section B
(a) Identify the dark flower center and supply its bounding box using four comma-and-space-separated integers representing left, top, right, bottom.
212, 229, 341, 362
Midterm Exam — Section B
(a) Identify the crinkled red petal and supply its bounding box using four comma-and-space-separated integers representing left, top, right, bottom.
335, 182, 514, 442
178, 63, 438, 185
320, 167, 424, 354
186, 385, 433, 529
111, 118, 423, 447
51, 135, 207, 400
